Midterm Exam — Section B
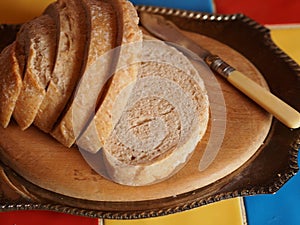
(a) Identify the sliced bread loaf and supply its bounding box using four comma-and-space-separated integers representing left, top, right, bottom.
13, 15, 57, 130
0, 42, 23, 128
50, 0, 118, 147
33, 0, 89, 133
77, 0, 143, 152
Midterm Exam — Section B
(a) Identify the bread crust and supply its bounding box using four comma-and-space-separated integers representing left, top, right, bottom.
77, 0, 143, 152
33, 0, 89, 133
50, 0, 118, 147
0, 43, 23, 128
13, 15, 57, 130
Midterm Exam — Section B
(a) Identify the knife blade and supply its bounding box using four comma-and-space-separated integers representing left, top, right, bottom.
140, 12, 300, 129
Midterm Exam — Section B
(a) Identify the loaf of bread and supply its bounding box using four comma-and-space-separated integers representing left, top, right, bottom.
0, 0, 209, 186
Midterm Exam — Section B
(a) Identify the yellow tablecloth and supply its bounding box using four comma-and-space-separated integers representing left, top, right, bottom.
106, 198, 245, 225
271, 26, 300, 64
0, 0, 54, 24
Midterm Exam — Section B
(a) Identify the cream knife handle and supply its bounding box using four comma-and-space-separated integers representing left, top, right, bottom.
228, 70, 300, 129
205, 55, 300, 129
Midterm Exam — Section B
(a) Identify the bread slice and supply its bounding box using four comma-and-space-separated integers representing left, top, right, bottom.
33, 0, 89, 133
0, 42, 23, 128
101, 41, 209, 186
76, 0, 143, 152
50, 0, 118, 147
13, 15, 57, 130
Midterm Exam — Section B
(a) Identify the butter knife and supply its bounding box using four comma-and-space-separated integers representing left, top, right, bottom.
140, 12, 300, 129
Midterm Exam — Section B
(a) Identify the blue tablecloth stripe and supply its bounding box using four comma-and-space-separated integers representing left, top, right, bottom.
131, 0, 215, 13
244, 154, 300, 225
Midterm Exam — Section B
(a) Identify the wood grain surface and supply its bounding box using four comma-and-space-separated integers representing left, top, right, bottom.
0, 30, 272, 202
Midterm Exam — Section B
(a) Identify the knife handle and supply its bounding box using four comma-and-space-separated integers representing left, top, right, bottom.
205, 55, 300, 129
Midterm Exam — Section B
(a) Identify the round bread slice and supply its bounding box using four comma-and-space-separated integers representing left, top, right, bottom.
13, 14, 57, 130
101, 40, 209, 186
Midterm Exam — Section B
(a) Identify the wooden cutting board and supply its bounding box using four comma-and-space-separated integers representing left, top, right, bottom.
0, 30, 272, 202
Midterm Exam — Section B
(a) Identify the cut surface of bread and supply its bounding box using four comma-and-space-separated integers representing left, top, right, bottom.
0, 42, 23, 128
101, 41, 209, 186
33, 0, 89, 133
13, 15, 57, 130
77, 0, 143, 152
50, 0, 118, 147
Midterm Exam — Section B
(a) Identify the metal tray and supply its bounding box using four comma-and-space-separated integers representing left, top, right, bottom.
0, 5, 299, 219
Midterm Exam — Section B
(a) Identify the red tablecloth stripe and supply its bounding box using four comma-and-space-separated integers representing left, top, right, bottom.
0, 210, 97, 225
214, 0, 300, 24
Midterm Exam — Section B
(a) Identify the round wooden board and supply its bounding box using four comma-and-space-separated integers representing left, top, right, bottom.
0, 30, 272, 202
